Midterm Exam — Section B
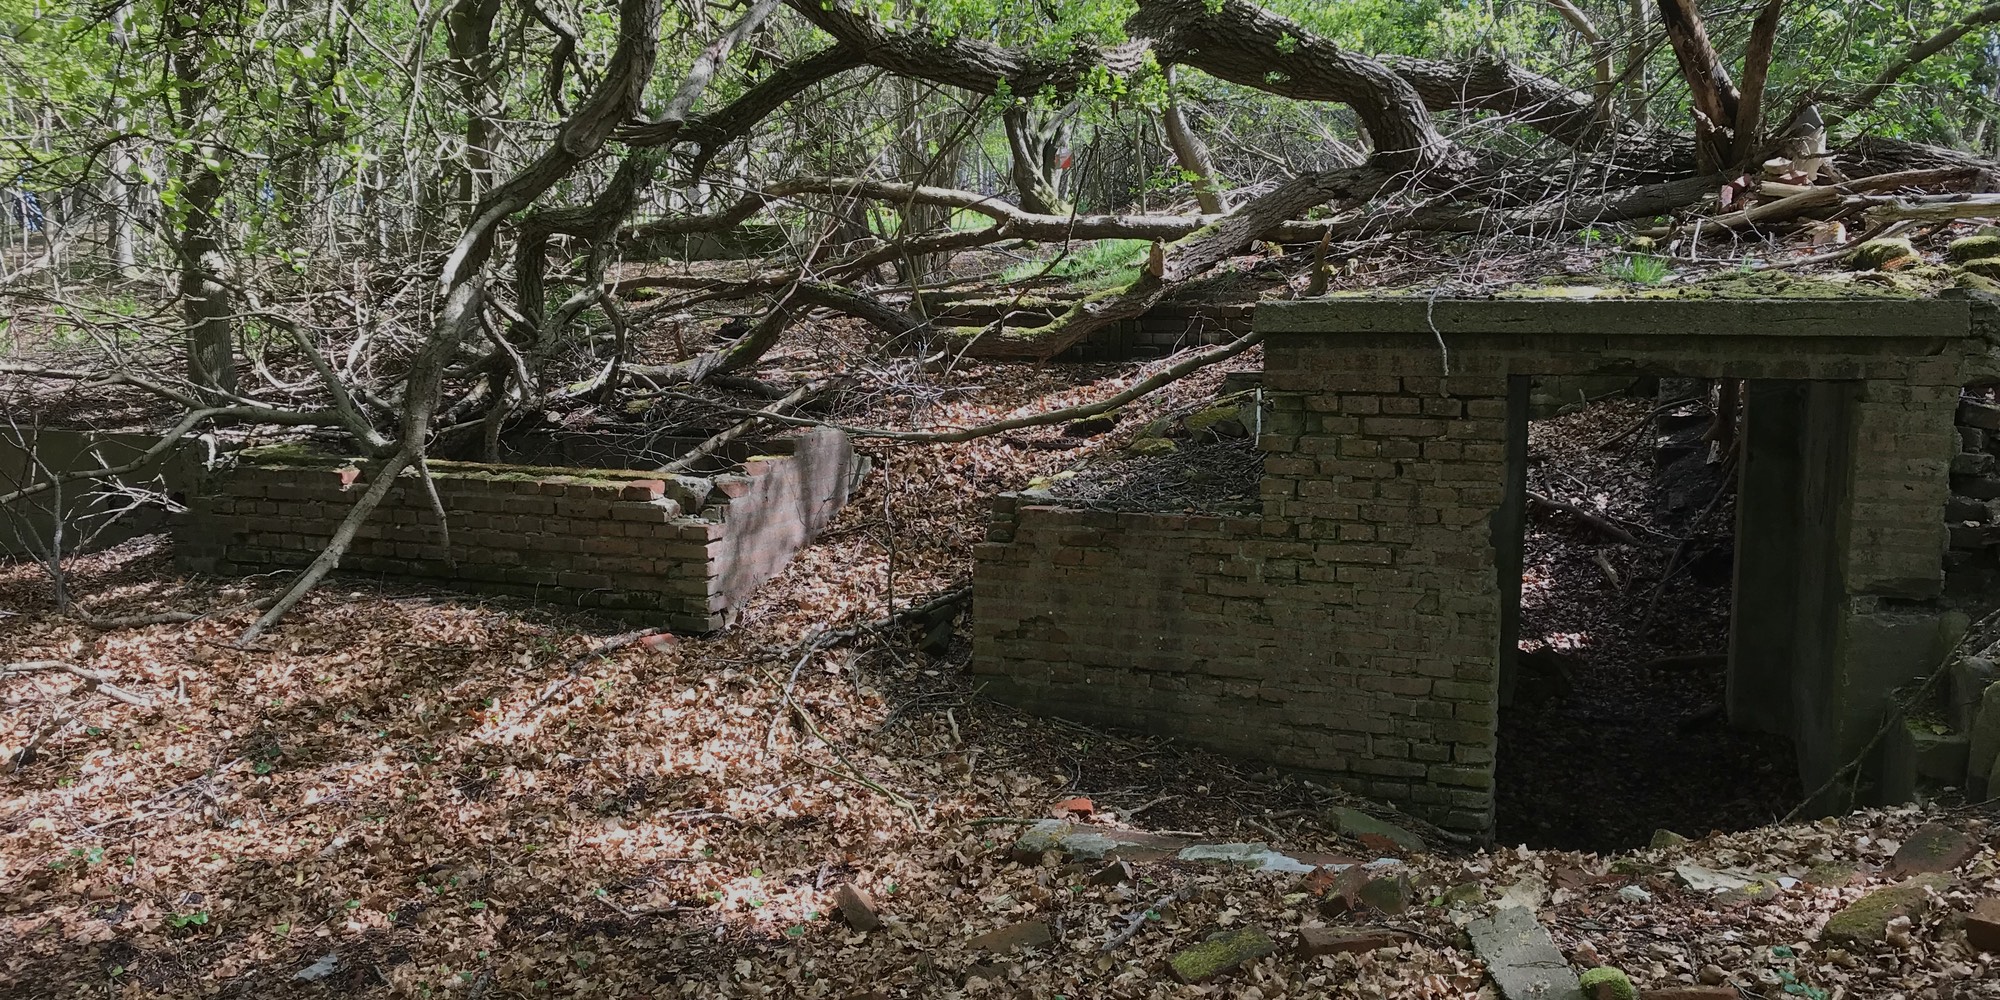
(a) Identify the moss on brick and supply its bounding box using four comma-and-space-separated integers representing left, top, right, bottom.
1578, 966, 1636, 999
1168, 927, 1274, 983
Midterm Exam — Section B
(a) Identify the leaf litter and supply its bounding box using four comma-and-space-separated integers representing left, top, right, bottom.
2, 348, 1997, 998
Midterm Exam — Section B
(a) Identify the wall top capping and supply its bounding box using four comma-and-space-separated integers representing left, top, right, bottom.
1256, 295, 1973, 340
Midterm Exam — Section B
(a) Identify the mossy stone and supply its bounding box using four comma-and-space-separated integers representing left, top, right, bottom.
1168, 926, 1275, 983
1961, 257, 2000, 280
1578, 966, 1636, 1000
1820, 874, 1948, 945
1126, 437, 1178, 457
1608, 858, 1663, 877
1438, 881, 1485, 907
1846, 237, 1918, 271
1949, 235, 2000, 263
1648, 828, 1690, 849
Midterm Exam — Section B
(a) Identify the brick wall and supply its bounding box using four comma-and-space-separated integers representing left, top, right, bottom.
974, 296, 1979, 836
177, 428, 858, 631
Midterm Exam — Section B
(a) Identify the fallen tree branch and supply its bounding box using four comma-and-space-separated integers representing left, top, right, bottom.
1525, 490, 1639, 545
1690, 166, 1980, 231
659, 378, 823, 474
3, 660, 154, 708
644, 328, 1264, 443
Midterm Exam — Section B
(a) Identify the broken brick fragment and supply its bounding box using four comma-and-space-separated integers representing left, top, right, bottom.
1966, 897, 2000, 953
1890, 823, 1976, 876
1296, 926, 1408, 958
830, 883, 880, 932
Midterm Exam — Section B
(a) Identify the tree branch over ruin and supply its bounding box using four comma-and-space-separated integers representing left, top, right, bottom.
1130, 0, 1465, 175
653, 327, 1268, 445
243, 0, 671, 643
1832, 1, 2000, 125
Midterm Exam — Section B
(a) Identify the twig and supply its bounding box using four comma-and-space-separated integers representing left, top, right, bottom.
1125, 793, 1181, 818
659, 378, 825, 474
10, 702, 81, 772
1102, 885, 1195, 953
1641, 465, 1735, 626
1526, 490, 1639, 545
1592, 394, 1703, 450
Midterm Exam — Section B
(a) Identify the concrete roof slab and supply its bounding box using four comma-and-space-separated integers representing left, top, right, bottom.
1256, 297, 1972, 340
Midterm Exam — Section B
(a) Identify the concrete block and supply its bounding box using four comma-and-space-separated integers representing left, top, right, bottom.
1968, 682, 2000, 798
1952, 657, 1998, 732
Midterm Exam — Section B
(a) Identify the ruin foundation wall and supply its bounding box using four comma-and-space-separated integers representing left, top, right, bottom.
177, 428, 858, 631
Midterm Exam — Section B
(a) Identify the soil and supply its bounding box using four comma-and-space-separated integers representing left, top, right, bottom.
1495, 391, 1801, 851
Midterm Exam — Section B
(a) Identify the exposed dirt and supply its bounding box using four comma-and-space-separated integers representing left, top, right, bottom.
1496, 393, 1801, 852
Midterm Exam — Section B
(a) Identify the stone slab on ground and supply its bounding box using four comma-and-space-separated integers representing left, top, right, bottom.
1820, 874, 1950, 946
1011, 820, 1369, 873
1327, 806, 1427, 853
1296, 926, 1409, 957
966, 919, 1052, 954
1891, 824, 1977, 875
1011, 821, 1192, 863
1168, 926, 1276, 983
1468, 906, 1585, 1000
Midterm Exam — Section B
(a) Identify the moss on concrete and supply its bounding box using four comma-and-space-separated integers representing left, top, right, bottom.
1578, 966, 1636, 1000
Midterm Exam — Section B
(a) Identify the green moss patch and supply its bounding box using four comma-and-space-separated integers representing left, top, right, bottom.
1950, 235, 2000, 263
1847, 237, 1919, 271
1820, 874, 1948, 945
1578, 966, 1636, 1000
1168, 926, 1274, 983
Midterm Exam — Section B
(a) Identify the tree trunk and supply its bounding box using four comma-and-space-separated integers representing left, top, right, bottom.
1161, 66, 1225, 214
1004, 106, 1071, 214
177, 166, 236, 397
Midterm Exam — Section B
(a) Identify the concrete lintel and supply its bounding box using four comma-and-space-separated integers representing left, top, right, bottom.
1257, 297, 1972, 341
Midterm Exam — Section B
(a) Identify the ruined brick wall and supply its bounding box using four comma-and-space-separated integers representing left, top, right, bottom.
974, 371, 1515, 835
177, 429, 858, 631
974, 297, 1976, 836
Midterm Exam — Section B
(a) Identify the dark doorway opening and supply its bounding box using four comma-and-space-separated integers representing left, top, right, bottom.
1493, 378, 1800, 851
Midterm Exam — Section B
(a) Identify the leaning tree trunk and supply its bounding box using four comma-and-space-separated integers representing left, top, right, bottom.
1161, 66, 1225, 214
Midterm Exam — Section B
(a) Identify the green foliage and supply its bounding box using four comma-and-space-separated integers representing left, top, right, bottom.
1605, 253, 1671, 284
1002, 238, 1150, 288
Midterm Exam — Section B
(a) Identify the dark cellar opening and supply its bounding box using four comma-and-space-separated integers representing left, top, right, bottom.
1493, 376, 1801, 851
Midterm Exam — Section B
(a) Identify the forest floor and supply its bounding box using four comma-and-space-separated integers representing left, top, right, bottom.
4, 344, 1999, 999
